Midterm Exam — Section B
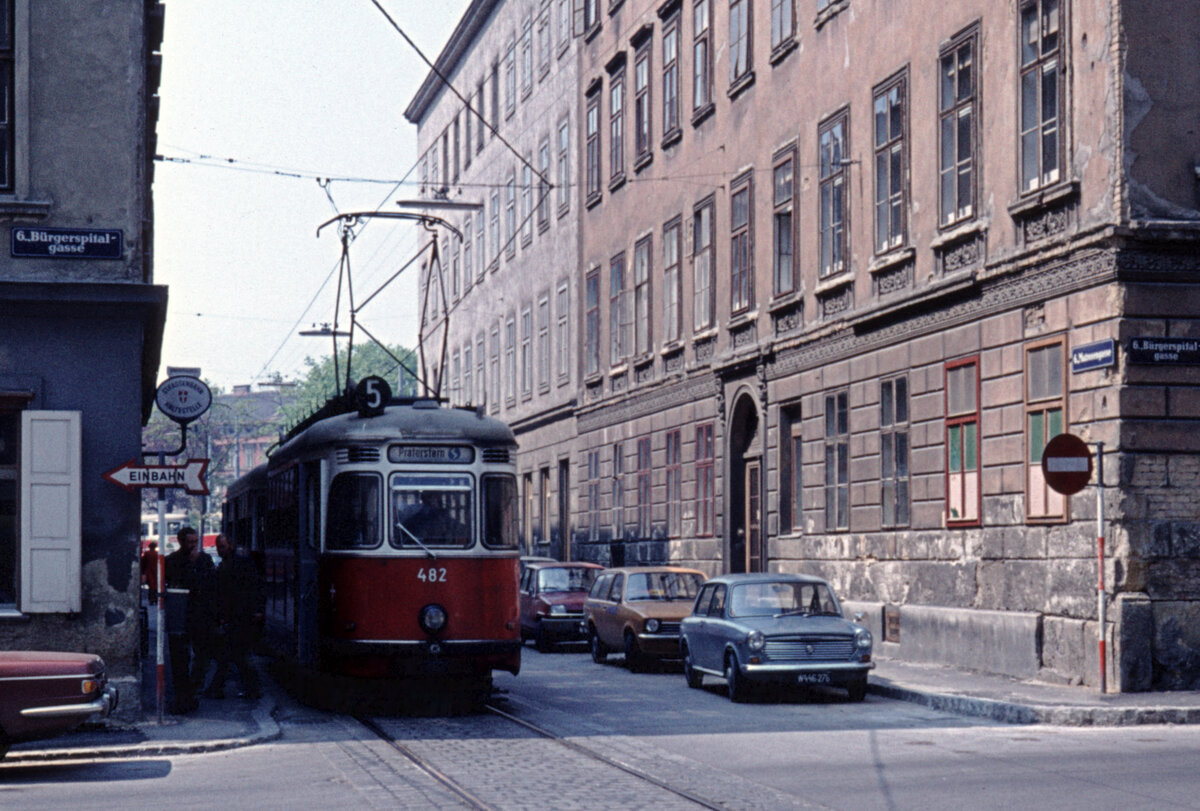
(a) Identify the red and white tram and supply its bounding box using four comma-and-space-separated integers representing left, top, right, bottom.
223, 390, 521, 697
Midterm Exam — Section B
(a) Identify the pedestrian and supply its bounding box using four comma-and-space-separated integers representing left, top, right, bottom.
163, 526, 215, 714
139, 541, 159, 604
204, 533, 265, 700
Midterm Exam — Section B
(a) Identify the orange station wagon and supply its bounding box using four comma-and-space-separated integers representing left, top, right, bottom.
584, 566, 706, 671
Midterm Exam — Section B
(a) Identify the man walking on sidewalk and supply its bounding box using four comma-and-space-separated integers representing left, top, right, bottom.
204, 533, 265, 700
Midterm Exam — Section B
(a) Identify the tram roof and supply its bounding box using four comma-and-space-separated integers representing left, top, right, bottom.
271, 400, 516, 464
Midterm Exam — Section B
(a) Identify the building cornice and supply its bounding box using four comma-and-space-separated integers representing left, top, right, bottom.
404, 0, 503, 125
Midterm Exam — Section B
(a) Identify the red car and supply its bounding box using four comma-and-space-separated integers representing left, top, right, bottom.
519, 561, 603, 651
0, 651, 118, 758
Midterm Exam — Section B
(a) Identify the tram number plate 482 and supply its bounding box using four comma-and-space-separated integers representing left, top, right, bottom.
797, 673, 830, 685
417, 567, 448, 583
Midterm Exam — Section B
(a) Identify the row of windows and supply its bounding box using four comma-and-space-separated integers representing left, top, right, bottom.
446, 283, 572, 412
419, 0, 573, 196
580, 2, 1065, 375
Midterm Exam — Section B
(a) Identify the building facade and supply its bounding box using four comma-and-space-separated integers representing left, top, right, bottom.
0, 0, 166, 715
406, 0, 581, 560
418, 0, 1200, 691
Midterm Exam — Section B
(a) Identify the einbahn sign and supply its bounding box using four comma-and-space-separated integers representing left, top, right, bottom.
103, 458, 210, 495
1040, 433, 1093, 496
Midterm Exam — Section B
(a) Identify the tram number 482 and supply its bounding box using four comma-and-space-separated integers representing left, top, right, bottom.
417, 567, 448, 583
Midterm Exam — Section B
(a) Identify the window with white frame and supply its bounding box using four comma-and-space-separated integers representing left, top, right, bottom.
489, 325, 501, 412
1020, 0, 1063, 192
662, 11, 680, 138
463, 217, 473, 284
586, 87, 602, 202
520, 18, 532, 95
663, 216, 682, 344
476, 333, 486, 406
463, 345, 473, 406
489, 189, 501, 268
633, 235, 652, 356
504, 40, 516, 117
940, 26, 977, 227
537, 138, 551, 230
505, 316, 517, 407
693, 0, 712, 112
609, 67, 625, 182
770, 0, 794, 53
557, 282, 570, 381
773, 150, 796, 296
609, 252, 629, 365
946, 358, 980, 524
693, 197, 715, 330
634, 41, 652, 162
585, 269, 601, 376
520, 307, 532, 399
520, 160, 533, 245
729, 0, 751, 85
505, 170, 516, 258
730, 175, 753, 315
818, 113, 848, 278
537, 294, 551, 392
873, 72, 907, 253
557, 117, 571, 213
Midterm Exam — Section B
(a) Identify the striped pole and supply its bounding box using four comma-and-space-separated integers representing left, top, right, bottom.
1096, 442, 1106, 693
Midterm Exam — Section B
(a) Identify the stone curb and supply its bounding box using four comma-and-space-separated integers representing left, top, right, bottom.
4, 701, 281, 763
869, 680, 1200, 726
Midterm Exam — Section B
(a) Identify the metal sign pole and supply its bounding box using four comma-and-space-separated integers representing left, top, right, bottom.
156, 454, 167, 723
1096, 441, 1106, 693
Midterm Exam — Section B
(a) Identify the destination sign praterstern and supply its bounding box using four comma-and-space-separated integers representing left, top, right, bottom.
1128, 337, 1200, 365
11, 227, 123, 259
387, 445, 475, 464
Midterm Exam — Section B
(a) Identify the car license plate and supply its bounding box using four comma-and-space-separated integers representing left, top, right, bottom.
797, 673, 831, 685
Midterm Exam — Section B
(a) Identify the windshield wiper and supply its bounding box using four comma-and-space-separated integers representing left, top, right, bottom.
395, 522, 437, 559
774, 608, 811, 618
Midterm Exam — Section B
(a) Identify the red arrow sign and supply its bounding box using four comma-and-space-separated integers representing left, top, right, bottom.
103, 458, 210, 495
1041, 433, 1093, 496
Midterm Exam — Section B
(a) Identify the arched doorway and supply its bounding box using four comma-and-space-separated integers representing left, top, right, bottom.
726, 391, 763, 574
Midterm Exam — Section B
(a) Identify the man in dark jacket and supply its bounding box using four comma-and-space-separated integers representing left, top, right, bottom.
204, 533, 265, 699
163, 526, 214, 714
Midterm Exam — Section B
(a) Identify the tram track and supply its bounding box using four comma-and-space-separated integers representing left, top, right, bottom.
356, 703, 730, 810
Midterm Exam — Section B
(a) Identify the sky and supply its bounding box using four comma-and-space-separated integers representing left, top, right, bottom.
154, 1, 470, 393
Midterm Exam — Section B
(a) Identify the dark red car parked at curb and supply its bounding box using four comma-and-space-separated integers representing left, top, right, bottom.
519, 561, 603, 651
0, 651, 118, 759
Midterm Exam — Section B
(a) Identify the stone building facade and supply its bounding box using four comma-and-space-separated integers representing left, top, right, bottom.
406, 0, 581, 560
0, 0, 166, 715
418, 0, 1200, 690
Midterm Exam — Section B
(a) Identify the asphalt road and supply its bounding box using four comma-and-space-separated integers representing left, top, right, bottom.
4, 646, 1200, 810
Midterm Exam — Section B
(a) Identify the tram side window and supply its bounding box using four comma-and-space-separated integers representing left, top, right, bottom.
326, 473, 382, 550
482, 473, 519, 549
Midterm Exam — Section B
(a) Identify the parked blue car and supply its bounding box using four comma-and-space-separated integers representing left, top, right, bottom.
679, 573, 873, 702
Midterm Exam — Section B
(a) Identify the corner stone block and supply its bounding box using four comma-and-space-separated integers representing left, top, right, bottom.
1116, 592, 1153, 692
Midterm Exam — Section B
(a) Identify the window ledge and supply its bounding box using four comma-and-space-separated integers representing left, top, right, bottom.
727, 71, 756, 101
768, 290, 803, 314
557, 202, 571, 220
661, 128, 682, 150
537, 219, 550, 236
691, 326, 719, 343
586, 191, 603, 210
868, 246, 916, 275
814, 0, 850, 31
660, 340, 685, 357
583, 23, 602, 44
931, 218, 987, 250
520, 233, 533, 249
1007, 178, 1080, 219
814, 273, 853, 297
728, 310, 758, 331
608, 173, 627, 193
691, 102, 715, 128
769, 38, 798, 66
0, 198, 53, 219
609, 362, 629, 376
488, 260, 500, 274
632, 352, 654, 369
633, 151, 653, 173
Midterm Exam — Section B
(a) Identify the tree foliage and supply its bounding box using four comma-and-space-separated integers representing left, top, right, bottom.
282, 341, 419, 427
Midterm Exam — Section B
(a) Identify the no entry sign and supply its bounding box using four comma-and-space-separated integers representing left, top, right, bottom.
1041, 433, 1093, 496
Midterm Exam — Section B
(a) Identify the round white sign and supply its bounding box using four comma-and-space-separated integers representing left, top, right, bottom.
155, 376, 212, 424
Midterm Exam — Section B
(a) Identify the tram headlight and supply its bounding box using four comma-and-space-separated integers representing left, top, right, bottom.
419, 603, 448, 635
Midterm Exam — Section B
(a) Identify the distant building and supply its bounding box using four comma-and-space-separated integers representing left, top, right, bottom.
0, 1, 166, 713
414, 1, 1200, 691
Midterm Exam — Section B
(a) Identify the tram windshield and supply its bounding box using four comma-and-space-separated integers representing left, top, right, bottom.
391, 474, 473, 549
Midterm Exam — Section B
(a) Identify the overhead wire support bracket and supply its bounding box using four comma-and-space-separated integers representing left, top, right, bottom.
316, 210, 461, 241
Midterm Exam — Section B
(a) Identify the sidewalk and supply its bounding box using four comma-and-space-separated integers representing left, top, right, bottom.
8, 653, 1200, 762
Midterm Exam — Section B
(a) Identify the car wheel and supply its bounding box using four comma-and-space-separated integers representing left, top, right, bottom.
534, 622, 552, 653
590, 626, 608, 664
624, 631, 646, 673
725, 652, 749, 703
846, 677, 868, 702
683, 645, 703, 689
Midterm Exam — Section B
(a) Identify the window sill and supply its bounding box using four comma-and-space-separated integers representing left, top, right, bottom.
691, 102, 715, 128
586, 192, 603, 210
583, 23, 602, 44
0, 198, 53, 219
1007, 178, 1080, 219
608, 173, 627, 192
868, 246, 916, 276
633, 151, 653, 173
768, 290, 803, 314
769, 38, 798, 66
520, 233, 533, 249
727, 71, 756, 101
931, 218, 987, 250
660, 340, 685, 357
814, 0, 850, 31
661, 128, 682, 150
814, 273, 853, 297
727, 310, 758, 331
537, 219, 550, 236
632, 353, 654, 369
488, 260, 500, 275
691, 326, 719, 344
557, 202, 571, 220
609, 362, 629, 376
